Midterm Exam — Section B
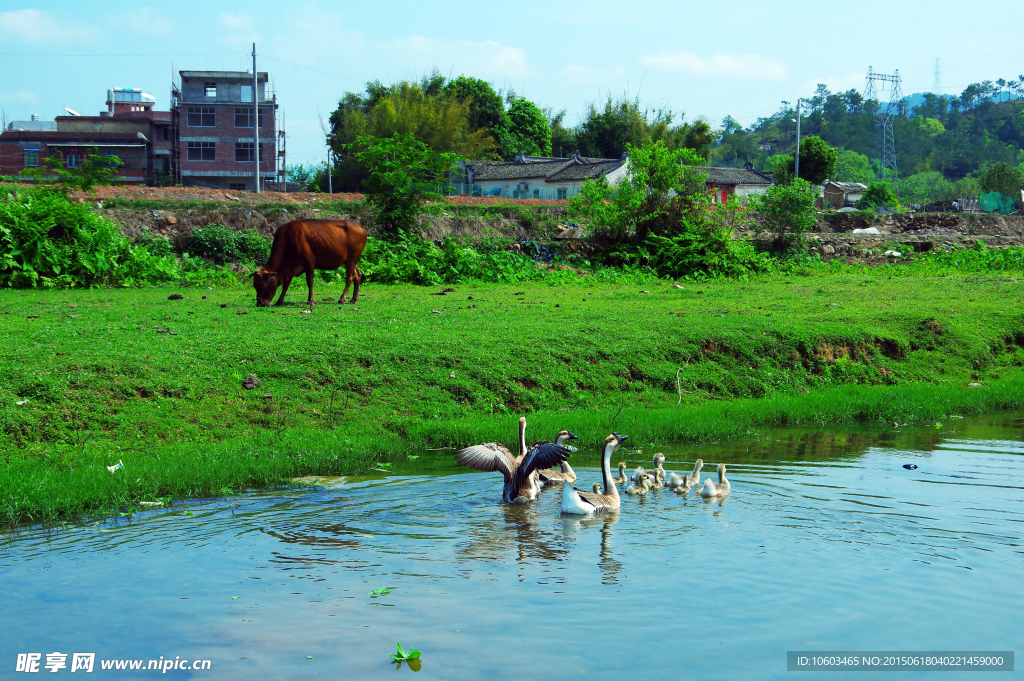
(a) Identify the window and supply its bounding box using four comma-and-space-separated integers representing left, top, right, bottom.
162, 127, 170, 140
235, 142, 264, 162
186, 141, 216, 161
234, 108, 264, 128
229, 183, 246, 191
205, 82, 217, 98
240, 85, 252, 103
66, 154, 80, 168
186, 107, 215, 127
556, 188, 568, 200
24, 149, 39, 167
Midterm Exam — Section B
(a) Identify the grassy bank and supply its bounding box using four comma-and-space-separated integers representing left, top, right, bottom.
2, 275, 1024, 523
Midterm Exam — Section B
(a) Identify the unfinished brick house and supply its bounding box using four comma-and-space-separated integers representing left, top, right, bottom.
170, 71, 277, 191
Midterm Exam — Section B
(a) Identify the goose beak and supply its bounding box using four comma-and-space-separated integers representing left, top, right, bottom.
567, 431, 579, 440
613, 433, 628, 442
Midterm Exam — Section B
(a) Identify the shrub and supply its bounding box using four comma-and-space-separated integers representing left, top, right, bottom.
857, 181, 899, 210
185, 224, 270, 265
0, 187, 179, 288
749, 179, 819, 250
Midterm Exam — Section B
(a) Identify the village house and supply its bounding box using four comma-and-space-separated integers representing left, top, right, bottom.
697, 162, 774, 204
455, 151, 628, 199
170, 71, 278, 191
822, 180, 868, 209
0, 89, 167, 182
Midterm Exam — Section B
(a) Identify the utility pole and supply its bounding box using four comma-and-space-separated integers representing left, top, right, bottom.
252, 43, 260, 193
794, 99, 801, 180
327, 154, 332, 194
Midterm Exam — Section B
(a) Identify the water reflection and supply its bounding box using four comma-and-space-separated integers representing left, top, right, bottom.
2, 413, 1024, 681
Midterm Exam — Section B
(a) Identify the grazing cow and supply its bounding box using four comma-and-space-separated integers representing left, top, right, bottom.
253, 219, 367, 307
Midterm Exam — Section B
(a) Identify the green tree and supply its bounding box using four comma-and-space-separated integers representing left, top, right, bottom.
979, 161, 1024, 202
501, 95, 552, 157
765, 136, 837, 185
748, 179, 819, 249
569, 139, 766, 278
833, 149, 874, 183
898, 171, 954, 205
286, 164, 316, 188
857, 181, 899, 210
444, 76, 507, 133
345, 134, 461, 237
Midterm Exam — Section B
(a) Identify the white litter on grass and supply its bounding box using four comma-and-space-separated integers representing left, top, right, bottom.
884, 250, 903, 257
107, 460, 123, 473
16, 399, 29, 406
852, 227, 881, 235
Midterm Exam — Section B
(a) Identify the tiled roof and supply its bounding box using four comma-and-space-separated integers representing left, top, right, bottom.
548, 159, 624, 181
468, 155, 625, 182
469, 159, 571, 181
694, 166, 774, 186
824, 180, 868, 192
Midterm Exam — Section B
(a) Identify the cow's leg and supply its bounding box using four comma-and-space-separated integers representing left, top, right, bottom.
350, 266, 362, 304
275, 274, 292, 306
305, 267, 316, 307
340, 261, 354, 304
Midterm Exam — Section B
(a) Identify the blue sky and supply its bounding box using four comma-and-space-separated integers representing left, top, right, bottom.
1, 1, 1021, 167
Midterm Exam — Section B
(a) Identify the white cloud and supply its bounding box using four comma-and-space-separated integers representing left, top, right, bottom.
220, 12, 256, 32
0, 9, 96, 45
382, 37, 529, 80
110, 7, 173, 36
0, 90, 38, 105
640, 51, 787, 82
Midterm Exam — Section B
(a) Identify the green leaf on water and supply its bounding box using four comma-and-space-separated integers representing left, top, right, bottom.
231, 596, 240, 600
392, 642, 420, 661
407, 455, 419, 461
935, 421, 943, 429
307, 656, 313, 660
368, 587, 391, 596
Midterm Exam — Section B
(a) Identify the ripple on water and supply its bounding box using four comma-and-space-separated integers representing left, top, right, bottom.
2, 417, 1024, 679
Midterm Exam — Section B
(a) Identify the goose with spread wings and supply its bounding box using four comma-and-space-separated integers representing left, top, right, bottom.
537, 430, 580, 485
455, 417, 571, 504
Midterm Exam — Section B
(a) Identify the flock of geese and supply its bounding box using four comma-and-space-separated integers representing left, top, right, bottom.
454, 417, 731, 515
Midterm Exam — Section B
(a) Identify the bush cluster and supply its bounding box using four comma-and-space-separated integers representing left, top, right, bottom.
183, 224, 270, 265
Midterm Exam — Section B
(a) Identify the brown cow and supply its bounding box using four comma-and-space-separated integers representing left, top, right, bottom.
253, 219, 367, 307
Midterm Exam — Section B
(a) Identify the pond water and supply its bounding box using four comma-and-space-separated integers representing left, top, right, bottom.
3, 414, 1023, 679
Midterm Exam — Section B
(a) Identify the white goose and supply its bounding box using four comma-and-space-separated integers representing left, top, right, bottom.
455, 417, 571, 504
625, 474, 650, 495
699, 463, 731, 499
538, 430, 580, 485
670, 458, 703, 488
561, 433, 627, 514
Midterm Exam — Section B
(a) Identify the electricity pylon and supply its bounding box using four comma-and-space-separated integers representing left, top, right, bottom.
864, 67, 902, 186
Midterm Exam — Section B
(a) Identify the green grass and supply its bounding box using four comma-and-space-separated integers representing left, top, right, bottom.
2, 274, 1023, 524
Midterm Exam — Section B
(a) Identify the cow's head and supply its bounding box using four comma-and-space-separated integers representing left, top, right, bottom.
253, 270, 279, 307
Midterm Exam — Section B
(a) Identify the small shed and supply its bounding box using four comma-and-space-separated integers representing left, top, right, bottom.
823, 180, 868, 209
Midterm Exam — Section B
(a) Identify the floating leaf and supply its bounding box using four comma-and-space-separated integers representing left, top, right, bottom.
368, 587, 391, 596
231, 596, 240, 600
407, 455, 419, 461
391, 642, 421, 661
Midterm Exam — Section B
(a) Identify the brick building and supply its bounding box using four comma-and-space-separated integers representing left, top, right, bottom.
0, 88, 169, 182
170, 70, 277, 191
